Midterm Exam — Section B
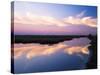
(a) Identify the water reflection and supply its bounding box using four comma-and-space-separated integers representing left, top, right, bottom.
13, 37, 91, 59
13, 37, 91, 73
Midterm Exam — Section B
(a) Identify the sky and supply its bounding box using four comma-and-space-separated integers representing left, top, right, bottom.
12, 1, 97, 35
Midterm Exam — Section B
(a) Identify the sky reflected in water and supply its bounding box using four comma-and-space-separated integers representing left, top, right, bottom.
12, 37, 92, 73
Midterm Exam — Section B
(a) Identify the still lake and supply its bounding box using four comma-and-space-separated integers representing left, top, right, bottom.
12, 37, 92, 73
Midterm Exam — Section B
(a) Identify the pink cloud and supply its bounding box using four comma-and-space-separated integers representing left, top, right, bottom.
14, 11, 97, 29
64, 16, 97, 27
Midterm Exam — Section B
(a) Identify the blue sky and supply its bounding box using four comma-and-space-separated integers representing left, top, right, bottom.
12, 1, 97, 35
14, 1, 97, 18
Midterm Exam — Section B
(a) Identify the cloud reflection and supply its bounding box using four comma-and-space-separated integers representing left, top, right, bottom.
13, 38, 91, 59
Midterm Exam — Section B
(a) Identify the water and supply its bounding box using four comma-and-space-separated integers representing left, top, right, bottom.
12, 37, 92, 73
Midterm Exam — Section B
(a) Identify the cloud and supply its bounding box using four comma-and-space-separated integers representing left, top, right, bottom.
14, 12, 65, 27
14, 11, 97, 28
63, 16, 97, 27
76, 11, 86, 18
12, 38, 91, 59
